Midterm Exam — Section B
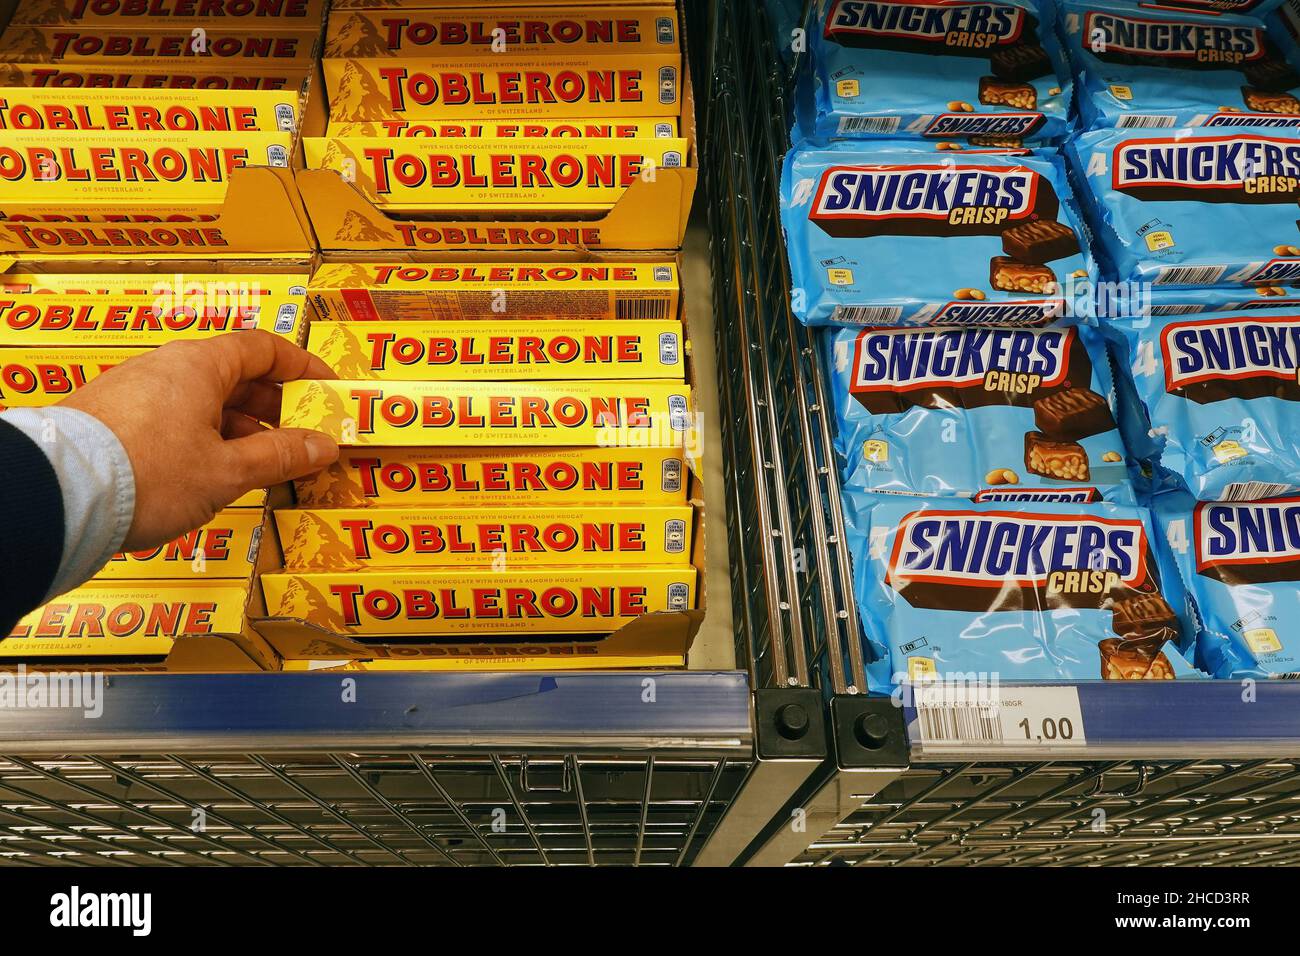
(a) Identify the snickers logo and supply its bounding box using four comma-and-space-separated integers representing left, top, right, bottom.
886, 509, 1153, 611
1162, 314, 1300, 402
810, 163, 1055, 238
1113, 135, 1300, 202
1196, 498, 1300, 584
848, 326, 1089, 413
973, 487, 1101, 502
932, 300, 1063, 325
824, 0, 1031, 53
1084, 12, 1267, 67
923, 113, 1045, 138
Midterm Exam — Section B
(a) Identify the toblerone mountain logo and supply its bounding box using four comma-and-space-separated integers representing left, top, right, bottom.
1083, 11, 1267, 64
1162, 314, 1300, 401
886, 509, 1151, 611
1113, 135, 1300, 201
809, 163, 1053, 238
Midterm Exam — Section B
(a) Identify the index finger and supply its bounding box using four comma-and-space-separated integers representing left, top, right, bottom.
206, 329, 338, 394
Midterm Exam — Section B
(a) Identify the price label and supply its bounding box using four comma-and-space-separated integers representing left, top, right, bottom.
915, 685, 1087, 752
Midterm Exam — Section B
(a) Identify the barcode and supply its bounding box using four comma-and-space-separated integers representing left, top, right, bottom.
832, 305, 904, 324
918, 702, 1002, 744
1117, 114, 1177, 128
1153, 265, 1227, 286
1221, 481, 1293, 501
615, 298, 670, 320
1150, 304, 1206, 315
838, 116, 901, 134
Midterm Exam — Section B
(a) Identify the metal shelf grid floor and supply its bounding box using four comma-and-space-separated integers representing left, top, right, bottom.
795, 760, 1300, 867
0, 752, 748, 867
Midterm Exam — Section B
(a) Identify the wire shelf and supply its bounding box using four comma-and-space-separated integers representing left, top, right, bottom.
795, 760, 1300, 867
0, 752, 748, 867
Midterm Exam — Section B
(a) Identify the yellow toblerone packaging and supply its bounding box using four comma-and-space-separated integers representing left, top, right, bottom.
307, 320, 685, 381
280, 378, 693, 447
306, 136, 686, 212
0, 26, 320, 66
293, 445, 689, 508
324, 53, 681, 122
100, 509, 263, 579
3, 580, 249, 659
326, 118, 678, 138
276, 504, 693, 570
0, 130, 293, 218
0, 63, 311, 91
308, 260, 678, 322
323, 6, 679, 58
0, 347, 143, 408
260, 566, 696, 636
1, 271, 309, 296
0, 293, 305, 346
9, 0, 328, 29
0, 88, 300, 134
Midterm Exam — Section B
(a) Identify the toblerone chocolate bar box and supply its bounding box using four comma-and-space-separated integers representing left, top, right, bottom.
260, 566, 696, 636
305, 136, 687, 211
279, 379, 693, 447
276, 504, 692, 570
0, 26, 320, 66
293, 445, 689, 508
323, 53, 681, 122
0, 347, 143, 408
0, 130, 292, 217
308, 260, 678, 322
323, 6, 678, 58
0, 294, 305, 345
306, 320, 685, 381
0, 89, 300, 134
1, 272, 309, 296
100, 509, 262, 579
9, 0, 328, 28
3, 580, 249, 659
0, 63, 310, 90
327, 118, 678, 138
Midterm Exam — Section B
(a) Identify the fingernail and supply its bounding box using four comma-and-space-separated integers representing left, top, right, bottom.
304, 432, 337, 466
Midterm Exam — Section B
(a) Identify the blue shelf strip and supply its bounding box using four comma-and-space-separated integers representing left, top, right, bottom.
0, 671, 753, 753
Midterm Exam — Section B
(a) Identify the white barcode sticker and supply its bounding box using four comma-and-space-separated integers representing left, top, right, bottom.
837, 116, 901, 134
832, 305, 904, 324
1153, 265, 1227, 286
1221, 481, 1293, 501
1116, 114, 1176, 129
915, 685, 1086, 751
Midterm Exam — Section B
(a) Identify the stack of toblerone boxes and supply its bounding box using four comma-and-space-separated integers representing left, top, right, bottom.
309, 1, 687, 215
258, 0, 702, 671
0, 0, 321, 668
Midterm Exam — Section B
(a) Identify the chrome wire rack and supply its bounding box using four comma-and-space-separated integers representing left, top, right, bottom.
0, 752, 748, 867
796, 759, 1300, 867
0, 672, 761, 867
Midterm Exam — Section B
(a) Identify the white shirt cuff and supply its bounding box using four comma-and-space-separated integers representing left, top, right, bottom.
0, 406, 136, 600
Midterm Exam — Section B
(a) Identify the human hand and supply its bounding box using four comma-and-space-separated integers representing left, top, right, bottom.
61, 330, 339, 551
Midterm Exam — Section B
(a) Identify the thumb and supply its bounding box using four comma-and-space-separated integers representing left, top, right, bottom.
225, 427, 339, 489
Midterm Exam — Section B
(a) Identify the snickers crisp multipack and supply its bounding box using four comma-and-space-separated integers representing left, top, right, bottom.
1107, 308, 1300, 499
827, 322, 1135, 499
1070, 126, 1300, 287
1152, 488, 1300, 677
1061, 0, 1300, 131
781, 141, 1096, 325
844, 491, 1199, 690
796, 0, 1073, 143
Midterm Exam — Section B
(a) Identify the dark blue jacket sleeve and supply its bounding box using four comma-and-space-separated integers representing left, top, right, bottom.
0, 418, 64, 636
